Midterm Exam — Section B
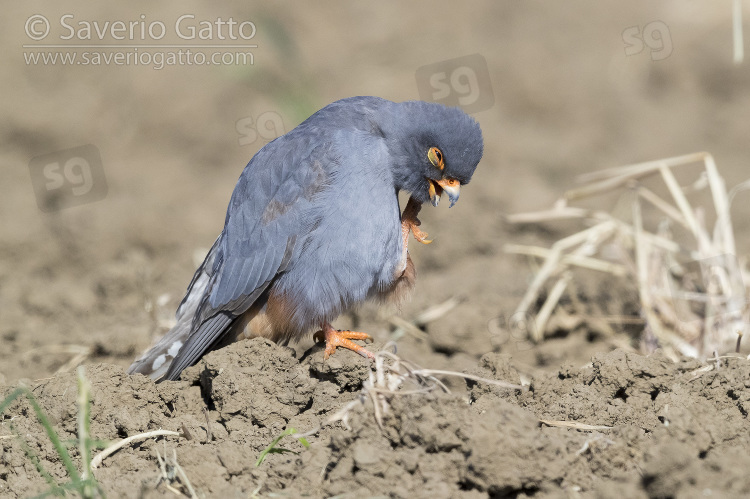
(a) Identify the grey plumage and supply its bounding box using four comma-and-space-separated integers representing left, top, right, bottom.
128, 96, 483, 381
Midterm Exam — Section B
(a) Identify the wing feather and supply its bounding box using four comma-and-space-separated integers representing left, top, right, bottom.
162, 137, 329, 380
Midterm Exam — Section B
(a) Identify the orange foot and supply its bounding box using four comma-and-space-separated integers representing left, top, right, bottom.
401, 196, 432, 245
313, 323, 375, 360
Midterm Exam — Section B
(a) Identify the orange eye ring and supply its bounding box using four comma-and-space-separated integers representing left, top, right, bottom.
427, 147, 444, 170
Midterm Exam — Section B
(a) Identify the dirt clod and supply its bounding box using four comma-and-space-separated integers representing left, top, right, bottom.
3, 340, 750, 498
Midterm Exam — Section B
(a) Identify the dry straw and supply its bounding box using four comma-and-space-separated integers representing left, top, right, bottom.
505, 152, 749, 359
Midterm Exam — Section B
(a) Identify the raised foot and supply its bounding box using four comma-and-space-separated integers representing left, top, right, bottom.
407, 220, 432, 245
402, 197, 432, 245
313, 325, 375, 360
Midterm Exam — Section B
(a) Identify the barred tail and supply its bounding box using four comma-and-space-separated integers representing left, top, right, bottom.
127, 271, 209, 380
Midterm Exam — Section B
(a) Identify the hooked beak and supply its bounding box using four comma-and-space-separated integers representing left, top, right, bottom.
427, 178, 461, 208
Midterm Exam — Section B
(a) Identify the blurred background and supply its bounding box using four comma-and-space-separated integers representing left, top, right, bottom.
2, 1, 749, 383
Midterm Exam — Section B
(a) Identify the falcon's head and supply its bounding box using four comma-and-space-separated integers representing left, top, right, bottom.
384, 100, 484, 208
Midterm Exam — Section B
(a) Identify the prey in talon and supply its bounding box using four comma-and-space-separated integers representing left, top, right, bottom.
127, 97, 483, 382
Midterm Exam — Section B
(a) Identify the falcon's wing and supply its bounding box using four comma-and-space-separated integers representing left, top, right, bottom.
162, 139, 331, 380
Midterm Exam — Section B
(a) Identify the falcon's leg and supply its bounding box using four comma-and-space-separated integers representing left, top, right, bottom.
313, 323, 375, 360
312, 198, 429, 362
395, 196, 431, 275
401, 196, 431, 246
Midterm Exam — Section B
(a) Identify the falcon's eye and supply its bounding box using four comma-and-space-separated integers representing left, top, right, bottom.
427, 147, 444, 170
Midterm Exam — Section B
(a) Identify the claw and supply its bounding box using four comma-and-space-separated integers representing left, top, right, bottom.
410, 224, 432, 244
402, 196, 432, 244
314, 325, 375, 360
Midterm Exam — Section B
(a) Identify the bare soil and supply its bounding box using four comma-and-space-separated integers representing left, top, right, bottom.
3, 2, 750, 497
5, 339, 750, 498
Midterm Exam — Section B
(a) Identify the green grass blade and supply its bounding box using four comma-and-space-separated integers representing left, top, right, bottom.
256, 432, 287, 466
76, 367, 104, 498
25, 390, 82, 484
10, 423, 64, 496
0, 387, 25, 415
255, 427, 309, 466
77, 366, 92, 480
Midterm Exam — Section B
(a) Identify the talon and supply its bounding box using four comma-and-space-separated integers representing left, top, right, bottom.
401, 197, 432, 245
410, 225, 432, 244
317, 324, 375, 360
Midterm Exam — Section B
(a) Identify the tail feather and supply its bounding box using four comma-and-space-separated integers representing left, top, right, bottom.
127, 234, 279, 381
127, 271, 210, 381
